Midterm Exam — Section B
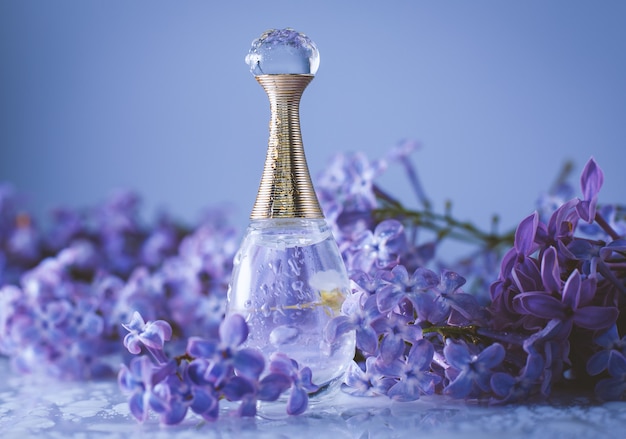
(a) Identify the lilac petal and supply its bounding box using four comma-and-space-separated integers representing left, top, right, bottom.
219, 314, 249, 347
376, 284, 404, 313
379, 334, 404, 364
186, 337, 218, 358
233, 348, 265, 379
573, 306, 618, 330
222, 376, 255, 401
287, 386, 309, 416
81, 313, 104, 337
490, 372, 515, 397
117, 364, 135, 392
258, 373, 291, 401
45, 300, 72, 324
356, 325, 378, 354
443, 341, 470, 370
446, 293, 481, 322
123, 333, 142, 354
608, 352, 626, 378
376, 358, 404, 378
141, 321, 173, 349
581, 158, 604, 201
190, 387, 218, 415
587, 350, 610, 376
512, 263, 541, 293
387, 379, 420, 402
444, 372, 472, 399
236, 398, 256, 417
439, 270, 466, 295
514, 293, 564, 320
540, 247, 561, 293
299, 367, 319, 393
595, 377, 626, 401
128, 392, 147, 422
477, 343, 505, 369
407, 339, 434, 371
578, 276, 597, 307
412, 267, 440, 290
148, 385, 171, 414
268, 352, 297, 377
161, 405, 188, 425
524, 353, 544, 381
123, 311, 146, 333
515, 212, 539, 255
561, 270, 581, 309
594, 325, 620, 349
578, 157, 603, 222
187, 359, 210, 385
324, 315, 354, 343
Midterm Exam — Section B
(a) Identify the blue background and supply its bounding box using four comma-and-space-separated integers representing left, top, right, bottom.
1, 0, 625, 236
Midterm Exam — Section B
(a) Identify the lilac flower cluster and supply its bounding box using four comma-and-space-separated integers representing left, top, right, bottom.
1, 142, 625, 425
118, 312, 317, 423
0, 190, 239, 378
317, 146, 626, 403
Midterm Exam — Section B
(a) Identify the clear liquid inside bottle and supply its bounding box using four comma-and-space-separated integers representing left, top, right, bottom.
226, 218, 355, 386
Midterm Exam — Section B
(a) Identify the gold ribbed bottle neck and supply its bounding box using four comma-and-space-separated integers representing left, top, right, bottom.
250, 74, 324, 220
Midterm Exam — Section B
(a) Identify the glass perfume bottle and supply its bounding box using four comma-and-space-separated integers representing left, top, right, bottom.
226, 28, 355, 388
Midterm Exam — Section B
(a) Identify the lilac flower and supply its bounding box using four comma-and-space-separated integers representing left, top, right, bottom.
43, 207, 83, 254
114, 267, 167, 327
342, 357, 396, 397
117, 355, 177, 422
316, 152, 386, 215
6, 214, 40, 266
513, 269, 618, 335
490, 353, 544, 403
222, 372, 291, 417
443, 340, 505, 399
536, 180, 575, 224
431, 270, 482, 326
139, 215, 182, 269
587, 325, 626, 376
371, 312, 421, 364
325, 290, 381, 355
376, 265, 439, 314
378, 339, 441, 401
567, 238, 626, 296
595, 351, 626, 401
522, 319, 569, 396
315, 152, 386, 241
122, 311, 172, 361
186, 314, 265, 385
186, 358, 221, 421
576, 158, 603, 223
346, 219, 407, 273
269, 353, 319, 415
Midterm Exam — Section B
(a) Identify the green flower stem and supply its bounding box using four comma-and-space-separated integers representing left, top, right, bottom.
373, 202, 515, 250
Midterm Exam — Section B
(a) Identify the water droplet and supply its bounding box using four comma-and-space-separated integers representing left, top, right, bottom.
288, 257, 301, 276
260, 303, 271, 317
245, 28, 320, 76
269, 325, 301, 346
244, 299, 252, 309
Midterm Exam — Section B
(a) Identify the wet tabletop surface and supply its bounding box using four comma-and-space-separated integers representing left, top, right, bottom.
1, 358, 625, 439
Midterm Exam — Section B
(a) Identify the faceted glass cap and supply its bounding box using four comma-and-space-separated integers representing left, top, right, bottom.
245, 28, 320, 76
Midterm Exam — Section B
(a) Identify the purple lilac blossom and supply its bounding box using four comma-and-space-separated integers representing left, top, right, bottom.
443, 340, 505, 399
2, 148, 626, 421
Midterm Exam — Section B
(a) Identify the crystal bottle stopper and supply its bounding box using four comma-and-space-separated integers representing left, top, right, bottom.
246, 28, 323, 220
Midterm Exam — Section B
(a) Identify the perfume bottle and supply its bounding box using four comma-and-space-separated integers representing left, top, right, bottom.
226, 29, 355, 387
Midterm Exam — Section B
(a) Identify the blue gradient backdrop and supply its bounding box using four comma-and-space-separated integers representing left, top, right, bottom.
1, 1, 625, 236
